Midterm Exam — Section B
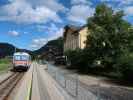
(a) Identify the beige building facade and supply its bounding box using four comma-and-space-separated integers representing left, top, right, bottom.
63, 25, 88, 52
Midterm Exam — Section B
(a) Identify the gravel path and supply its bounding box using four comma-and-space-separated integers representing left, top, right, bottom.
80, 82, 133, 100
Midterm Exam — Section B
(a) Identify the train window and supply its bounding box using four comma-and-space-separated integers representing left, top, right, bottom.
21, 56, 29, 61
14, 55, 29, 61
14, 55, 21, 60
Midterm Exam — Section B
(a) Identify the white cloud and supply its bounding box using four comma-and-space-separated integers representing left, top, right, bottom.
0, 0, 64, 24
68, 5, 95, 24
47, 24, 63, 40
101, 0, 133, 5
30, 38, 47, 49
23, 32, 29, 34
101, 0, 121, 2
48, 28, 63, 40
27, 0, 66, 12
8, 30, 19, 36
121, 0, 133, 5
30, 28, 63, 50
71, 0, 92, 5
31, 24, 64, 50
36, 23, 59, 32
36, 25, 46, 32
44, 23, 63, 40
124, 6, 133, 15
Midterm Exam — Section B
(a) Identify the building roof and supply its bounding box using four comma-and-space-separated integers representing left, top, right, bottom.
63, 25, 86, 40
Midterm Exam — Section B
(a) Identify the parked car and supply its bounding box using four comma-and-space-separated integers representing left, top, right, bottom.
54, 56, 67, 65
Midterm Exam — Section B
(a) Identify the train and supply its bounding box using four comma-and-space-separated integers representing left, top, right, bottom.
13, 52, 31, 71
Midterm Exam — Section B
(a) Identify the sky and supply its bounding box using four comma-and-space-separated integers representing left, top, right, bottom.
0, 0, 133, 50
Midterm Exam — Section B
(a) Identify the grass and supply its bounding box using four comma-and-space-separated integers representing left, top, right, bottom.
0, 58, 12, 72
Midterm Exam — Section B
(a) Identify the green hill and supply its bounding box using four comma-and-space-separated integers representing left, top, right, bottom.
33, 37, 63, 55
33, 37, 63, 60
0, 43, 15, 58
0, 37, 63, 59
0, 43, 32, 58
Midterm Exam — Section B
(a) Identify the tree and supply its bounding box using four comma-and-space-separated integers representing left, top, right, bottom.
86, 3, 132, 70
65, 49, 93, 73
65, 4, 133, 77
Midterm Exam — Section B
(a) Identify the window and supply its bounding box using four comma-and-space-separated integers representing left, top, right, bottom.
14, 55, 21, 61
21, 56, 29, 60
14, 55, 29, 61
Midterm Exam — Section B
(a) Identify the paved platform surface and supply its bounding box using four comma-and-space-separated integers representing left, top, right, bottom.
34, 63, 75, 100
14, 63, 33, 100
31, 63, 41, 100
12, 62, 75, 100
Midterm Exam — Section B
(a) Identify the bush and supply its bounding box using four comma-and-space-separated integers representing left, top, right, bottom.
116, 52, 133, 82
65, 49, 95, 73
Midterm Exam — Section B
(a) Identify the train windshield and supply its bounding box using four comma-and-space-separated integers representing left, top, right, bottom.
21, 55, 29, 60
14, 55, 29, 61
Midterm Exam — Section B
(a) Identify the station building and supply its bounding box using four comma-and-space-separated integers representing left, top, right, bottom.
63, 25, 88, 52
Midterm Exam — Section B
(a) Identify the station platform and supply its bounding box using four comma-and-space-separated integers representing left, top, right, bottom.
13, 62, 74, 100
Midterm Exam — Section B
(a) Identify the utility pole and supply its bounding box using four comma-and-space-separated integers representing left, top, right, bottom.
14, 47, 16, 53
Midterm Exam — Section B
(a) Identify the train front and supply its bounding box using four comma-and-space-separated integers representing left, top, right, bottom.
13, 52, 31, 71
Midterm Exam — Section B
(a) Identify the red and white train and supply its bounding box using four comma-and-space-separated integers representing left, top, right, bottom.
13, 52, 31, 71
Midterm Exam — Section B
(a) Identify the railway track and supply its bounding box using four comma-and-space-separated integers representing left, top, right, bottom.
0, 72, 24, 100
